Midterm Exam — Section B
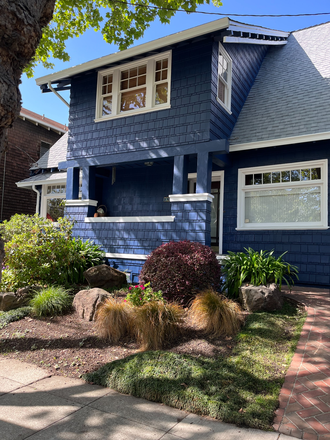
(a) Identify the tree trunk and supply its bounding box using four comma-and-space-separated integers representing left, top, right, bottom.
0, 0, 56, 282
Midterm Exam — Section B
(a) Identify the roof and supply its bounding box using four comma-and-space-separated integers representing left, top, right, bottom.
30, 132, 68, 170
230, 21, 330, 150
20, 108, 68, 134
16, 172, 67, 189
36, 18, 288, 89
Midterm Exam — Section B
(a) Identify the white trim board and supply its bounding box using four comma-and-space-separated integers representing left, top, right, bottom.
230, 132, 330, 152
66, 199, 98, 206
85, 216, 175, 223
169, 193, 214, 202
105, 253, 148, 261
223, 36, 287, 45
36, 18, 288, 87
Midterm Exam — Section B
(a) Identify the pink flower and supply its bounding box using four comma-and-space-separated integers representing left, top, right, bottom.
124, 299, 127, 302
139, 298, 142, 300
129, 286, 132, 290
141, 286, 145, 290
135, 285, 138, 288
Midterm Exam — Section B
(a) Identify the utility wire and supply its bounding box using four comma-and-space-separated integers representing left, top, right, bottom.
112, 1, 330, 18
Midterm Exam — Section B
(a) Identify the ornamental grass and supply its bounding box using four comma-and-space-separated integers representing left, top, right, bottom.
95, 297, 133, 344
189, 289, 242, 338
134, 301, 185, 351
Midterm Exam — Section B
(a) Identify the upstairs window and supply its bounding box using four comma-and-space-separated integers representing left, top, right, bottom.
40, 141, 51, 158
96, 51, 171, 121
217, 43, 232, 112
237, 160, 328, 230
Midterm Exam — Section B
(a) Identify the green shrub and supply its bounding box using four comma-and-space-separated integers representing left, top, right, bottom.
189, 289, 242, 338
139, 241, 221, 304
0, 214, 104, 290
30, 286, 72, 317
134, 301, 185, 351
223, 248, 299, 299
95, 298, 133, 343
0, 307, 32, 329
125, 282, 163, 307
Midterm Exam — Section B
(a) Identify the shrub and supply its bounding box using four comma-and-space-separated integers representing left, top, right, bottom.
222, 248, 299, 299
189, 289, 242, 338
139, 241, 221, 304
134, 301, 185, 351
95, 298, 133, 343
125, 282, 163, 307
0, 307, 32, 329
0, 214, 104, 290
30, 286, 72, 317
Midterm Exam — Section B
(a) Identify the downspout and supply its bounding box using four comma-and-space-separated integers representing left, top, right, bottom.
32, 185, 40, 215
48, 81, 70, 108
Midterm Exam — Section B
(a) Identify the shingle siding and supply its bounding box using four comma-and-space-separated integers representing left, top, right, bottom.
223, 140, 330, 286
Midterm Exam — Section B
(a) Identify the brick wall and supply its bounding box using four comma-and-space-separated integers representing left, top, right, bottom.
0, 118, 62, 221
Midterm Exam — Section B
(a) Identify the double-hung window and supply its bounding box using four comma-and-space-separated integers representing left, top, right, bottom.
237, 160, 328, 230
96, 51, 171, 121
217, 43, 232, 113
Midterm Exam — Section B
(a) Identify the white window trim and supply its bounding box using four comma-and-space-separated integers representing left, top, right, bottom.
188, 170, 225, 254
237, 159, 328, 230
95, 51, 172, 122
217, 43, 232, 114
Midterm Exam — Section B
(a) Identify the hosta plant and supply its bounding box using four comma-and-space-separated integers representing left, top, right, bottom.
222, 248, 299, 299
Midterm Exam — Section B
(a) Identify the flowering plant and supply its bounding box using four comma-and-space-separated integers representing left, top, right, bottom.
125, 282, 164, 306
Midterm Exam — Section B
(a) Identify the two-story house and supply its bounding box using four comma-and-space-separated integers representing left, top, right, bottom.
35, 18, 330, 286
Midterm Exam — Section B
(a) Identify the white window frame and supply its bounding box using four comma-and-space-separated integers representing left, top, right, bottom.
217, 43, 232, 114
237, 159, 328, 230
41, 183, 67, 221
95, 51, 172, 122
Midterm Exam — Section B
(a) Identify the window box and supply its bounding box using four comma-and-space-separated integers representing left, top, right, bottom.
237, 160, 328, 230
95, 51, 171, 121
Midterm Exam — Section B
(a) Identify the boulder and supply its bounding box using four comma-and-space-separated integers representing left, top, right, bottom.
239, 283, 283, 312
84, 264, 127, 290
0, 285, 42, 311
73, 288, 110, 321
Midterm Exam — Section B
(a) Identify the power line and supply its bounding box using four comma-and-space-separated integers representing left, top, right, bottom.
113, 2, 330, 18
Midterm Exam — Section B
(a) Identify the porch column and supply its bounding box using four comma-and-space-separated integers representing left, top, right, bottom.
196, 151, 212, 194
82, 166, 96, 200
172, 155, 188, 194
66, 167, 79, 200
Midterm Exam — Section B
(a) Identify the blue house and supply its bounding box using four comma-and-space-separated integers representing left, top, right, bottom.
36, 18, 330, 286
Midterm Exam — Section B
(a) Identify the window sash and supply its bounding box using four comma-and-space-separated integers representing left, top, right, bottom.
96, 52, 171, 120
217, 43, 232, 111
237, 160, 328, 230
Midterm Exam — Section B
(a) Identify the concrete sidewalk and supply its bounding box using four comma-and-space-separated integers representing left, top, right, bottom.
0, 358, 292, 440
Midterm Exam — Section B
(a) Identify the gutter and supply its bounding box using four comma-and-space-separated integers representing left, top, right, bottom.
32, 185, 41, 215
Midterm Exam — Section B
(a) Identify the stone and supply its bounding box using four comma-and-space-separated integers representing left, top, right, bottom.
239, 283, 283, 312
73, 288, 110, 321
84, 264, 127, 290
0, 285, 42, 311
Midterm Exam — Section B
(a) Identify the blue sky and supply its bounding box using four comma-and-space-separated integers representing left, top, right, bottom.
20, 0, 330, 126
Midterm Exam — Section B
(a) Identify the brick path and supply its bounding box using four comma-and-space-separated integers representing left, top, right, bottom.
273, 287, 330, 440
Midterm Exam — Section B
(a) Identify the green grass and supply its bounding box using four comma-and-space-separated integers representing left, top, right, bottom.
85, 300, 306, 430
0, 307, 32, 329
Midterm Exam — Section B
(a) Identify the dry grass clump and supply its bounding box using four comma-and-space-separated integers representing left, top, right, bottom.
134, 301, 185, 351
95, 298, 133, 343
189, 289, 242, 338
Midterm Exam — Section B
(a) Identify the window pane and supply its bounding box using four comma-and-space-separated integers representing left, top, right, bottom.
263, 172, 271, 184
218, 78, 225, 103
245, 186, 321, 224
129, 67, 137, 77
312, 168, 321, 180
102, 97, 112, 116
254, 174, 262, 185
245, 174, 253, 186
47, 199, 65, 222
129, 78, 137, 88
291, 170, 300, 181
155, 83, 168, 105
272, 172, 280, 183
155, 71, 161, 82
138, 65, 146, 75
281, 170, 290, 182
120, 88, 146, 112
121, 70, 128, 80
301, 169, 310, 180
156, 60, 162, 71
163, 59, 168, 69
138, 75, 146, 86
120, 80, 128, 90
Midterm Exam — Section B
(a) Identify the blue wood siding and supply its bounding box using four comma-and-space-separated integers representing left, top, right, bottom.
67, 39, 214, 161
223, 140, 330, 286
210, 43, 268, 140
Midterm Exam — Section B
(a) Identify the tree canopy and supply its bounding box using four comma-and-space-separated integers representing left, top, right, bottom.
26, 0, 221, 77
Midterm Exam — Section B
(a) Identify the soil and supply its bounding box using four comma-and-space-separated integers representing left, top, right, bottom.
0, 310, 243, 379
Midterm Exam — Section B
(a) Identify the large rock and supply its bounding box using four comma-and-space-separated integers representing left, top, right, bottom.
0, 286, 41, 311
73, 288, 110, 321
239, 283, 283, 312
84, 264, 127, 290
